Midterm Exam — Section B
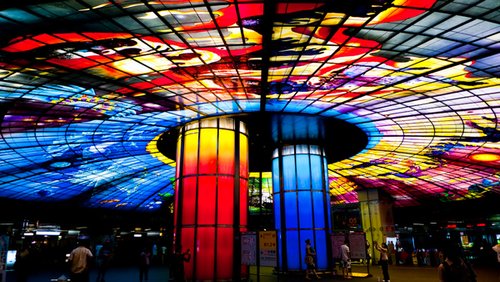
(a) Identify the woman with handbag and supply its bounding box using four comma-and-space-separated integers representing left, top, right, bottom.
305, 239, 320, 280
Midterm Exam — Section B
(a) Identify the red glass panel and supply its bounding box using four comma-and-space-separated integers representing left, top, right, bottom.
216, 227, 234, 278
196, 227, 215, 280
217, 176, 234, 225
181, 227, 195, 280
240, 178, 248, 226
175, 140, 181, 179
181, 176, 197, 225
174, 178, 180, 226
197, 176, 216, 225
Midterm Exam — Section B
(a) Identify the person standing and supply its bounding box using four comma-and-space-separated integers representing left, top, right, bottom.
438, 243, 476, 282
95, 240, 113, 282
172, 246, 191, 281
493, 243, 500, 265
304, 239, 320, 280
139, 246, 151, 282
365, 240, 372, 265
68, 240, 93, 282
340, 239, 352, 279
14, 244, 31, 282
375, 241, 390, 282
161, 245, 167, 265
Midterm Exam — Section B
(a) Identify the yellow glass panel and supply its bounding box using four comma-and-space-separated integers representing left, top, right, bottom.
218, 129, 235, 175
199, 128, 218, 174
182, 129, 199, 175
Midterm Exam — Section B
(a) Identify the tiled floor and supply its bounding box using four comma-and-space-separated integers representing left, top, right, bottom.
3, 263, 499, 282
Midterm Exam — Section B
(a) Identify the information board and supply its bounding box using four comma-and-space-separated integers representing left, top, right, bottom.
241, 232, 257, 265
331, 233, 367, 260
259, 231, 277, 267
331, 233, 346, 259
349, 233, 367, 259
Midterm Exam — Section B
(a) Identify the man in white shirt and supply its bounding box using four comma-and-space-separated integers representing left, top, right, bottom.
68, 240, 93, 282
340, 239, 352, 279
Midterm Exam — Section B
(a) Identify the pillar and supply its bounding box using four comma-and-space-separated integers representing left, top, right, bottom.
174, 117, 248, 281
271, 115, 332, 271
358, 189, 395, 262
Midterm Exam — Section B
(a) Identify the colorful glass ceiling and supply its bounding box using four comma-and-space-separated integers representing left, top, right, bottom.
0, 0, 499, 211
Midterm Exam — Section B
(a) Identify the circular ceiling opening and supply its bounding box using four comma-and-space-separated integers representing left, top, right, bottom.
157, 113, 368, 172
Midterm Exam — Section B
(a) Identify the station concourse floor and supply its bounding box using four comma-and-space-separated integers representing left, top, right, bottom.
3, 263, 499, 282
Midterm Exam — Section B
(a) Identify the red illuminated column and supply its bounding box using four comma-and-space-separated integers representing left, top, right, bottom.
174, 118, 248, 281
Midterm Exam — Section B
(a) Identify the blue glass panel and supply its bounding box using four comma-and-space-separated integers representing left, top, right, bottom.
286, 231, 300, 270
318, 109, 341, 118
237, 100, 261, 112
272, 158, 281, 193
312, 192, 326, 229
326, 191, 332, 229
265, 100, 287, 112
310, 155, 323, 190
314, 231, 328, 269
274, 194, 281, 230
284, 192, 298, 228
277, 230, 283, 268
296, 155, 311, 190
304, 101, 330, 112
211, 100, 242, 113
282, 155, 296, 190
298, 191, 312, 229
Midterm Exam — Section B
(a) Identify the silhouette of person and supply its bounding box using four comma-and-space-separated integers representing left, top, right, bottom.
96, 240, 113, 282
172, 246, 191, 281
438, 242, 476, 282
14, 243, 31, 282
139, 246, 151, 282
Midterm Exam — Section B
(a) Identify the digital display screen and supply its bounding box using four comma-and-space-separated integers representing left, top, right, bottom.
6, 250, 17, 268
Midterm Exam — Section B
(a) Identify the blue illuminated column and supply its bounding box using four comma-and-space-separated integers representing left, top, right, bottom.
272, 115, 332, 271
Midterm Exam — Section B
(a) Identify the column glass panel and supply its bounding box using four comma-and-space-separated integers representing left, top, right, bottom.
174, 118, 248, 281
273, 143, 331, 271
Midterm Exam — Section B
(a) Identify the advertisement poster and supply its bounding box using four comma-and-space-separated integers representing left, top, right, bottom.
259, 231, 277, 267
0, 235, 9, 282
241, 232, 257, 265
331, 233, 346, 259
349, 233, 367, 259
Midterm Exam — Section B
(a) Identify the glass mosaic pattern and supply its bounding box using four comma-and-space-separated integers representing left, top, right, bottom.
0, 0, 498, 210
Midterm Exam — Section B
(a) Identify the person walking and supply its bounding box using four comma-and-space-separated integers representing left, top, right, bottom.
340, 239, 352, 279
304, 239, 320, 280
375, 241, 390, 282
68, 240, 93, 282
